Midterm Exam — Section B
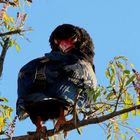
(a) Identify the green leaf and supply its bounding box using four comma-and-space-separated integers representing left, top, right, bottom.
106, 85, 113, 89
9, 39, 14, 47
114, 56, 128, 61
123, 70, 130, 75
106, 92, 115, 100
110, 64, 115, 75
105, 69, 110, 78
0, 98, 8, 102
116, 62, 125, 70
110, 75, 115, 85
93, 92, 100, 102
125, 75, 135, 86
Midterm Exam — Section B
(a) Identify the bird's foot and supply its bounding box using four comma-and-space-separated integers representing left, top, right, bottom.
36, 125, 48, 140
54, 114, 79, 139
54, 116, 66, 131
36, 117, 48, 140
54, 106, 79, 128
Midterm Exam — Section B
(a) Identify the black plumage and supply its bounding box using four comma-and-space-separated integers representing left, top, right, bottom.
16, 24, 97, 135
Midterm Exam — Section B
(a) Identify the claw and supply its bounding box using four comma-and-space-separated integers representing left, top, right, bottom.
36, 117, 48, 140
54, 107, 71, 130
54, 106, 79, 138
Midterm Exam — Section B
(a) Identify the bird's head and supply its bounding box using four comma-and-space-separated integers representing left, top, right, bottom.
49, 24, 95, 64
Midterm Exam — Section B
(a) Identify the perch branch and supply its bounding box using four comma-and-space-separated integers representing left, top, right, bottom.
2, 104, 140, 140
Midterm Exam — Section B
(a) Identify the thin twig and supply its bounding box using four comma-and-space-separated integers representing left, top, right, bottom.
0, 29, 32, 37
0, 0, 16, 6
114, 88, 122, 112
118, 123, 140, 139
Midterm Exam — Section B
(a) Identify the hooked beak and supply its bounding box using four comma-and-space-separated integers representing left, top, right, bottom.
59, 40, 75, 53
54, 36, 77, 53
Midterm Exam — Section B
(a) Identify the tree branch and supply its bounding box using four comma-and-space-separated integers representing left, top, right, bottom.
0, 37, 10, 77
2, 104, 140, 140
0, 29, 32, 37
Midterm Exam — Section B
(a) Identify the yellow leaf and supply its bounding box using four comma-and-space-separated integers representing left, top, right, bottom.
9, 17, 15, 24
130, 63, 135, 69
0, 117, 5, 132
3, 13, 10, 23
121, 134, 126, 139
136, 98, 140, 105
51, 136, 57, 140
124, 94, 133, 108
15, 44, 21, 52
132, 110, 136, 116
0, 117, 4, 123
6, 108, 13, 122
137, 109, 140, 115
114, 124, 119, 132
121, 112, 128, 121
135, 127, 140, 131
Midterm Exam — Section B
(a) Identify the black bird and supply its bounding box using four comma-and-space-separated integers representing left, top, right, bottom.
16, 24, 97, 138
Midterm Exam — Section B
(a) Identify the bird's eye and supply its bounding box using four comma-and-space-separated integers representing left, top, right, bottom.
71, 35, 77, 43
54, 39, 58, 44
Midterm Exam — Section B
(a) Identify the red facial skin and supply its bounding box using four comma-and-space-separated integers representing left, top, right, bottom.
57, 38, 75, 53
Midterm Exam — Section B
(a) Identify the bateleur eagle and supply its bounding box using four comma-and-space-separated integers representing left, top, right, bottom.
16, 24, 97, 138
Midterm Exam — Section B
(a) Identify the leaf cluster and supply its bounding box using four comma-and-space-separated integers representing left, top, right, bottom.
0, 0, 31, 138
0, 98, 13, 136
86, 56, 140, 140
0, 0, 32, 52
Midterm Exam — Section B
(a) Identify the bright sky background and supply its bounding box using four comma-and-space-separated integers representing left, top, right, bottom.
1, 0, 140, 139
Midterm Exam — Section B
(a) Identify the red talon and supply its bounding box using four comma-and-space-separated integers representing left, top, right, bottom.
54, 106, 79, 138
36, 117, 48, 140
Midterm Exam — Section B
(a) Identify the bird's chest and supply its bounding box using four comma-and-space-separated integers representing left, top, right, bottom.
45, 61, 67, 83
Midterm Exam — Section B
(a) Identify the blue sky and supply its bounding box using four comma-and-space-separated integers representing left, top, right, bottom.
1, 0, 140, 139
